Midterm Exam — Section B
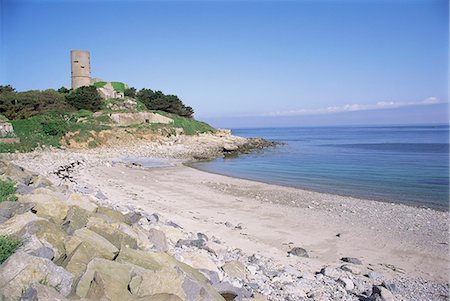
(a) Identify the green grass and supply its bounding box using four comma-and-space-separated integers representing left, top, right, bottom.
0, 111, 111, 153
156, 111, 215, 135
92, 81, 107, 88
111, 82, 126, 92
0, 235, 21, 264
0, 180, 16, 202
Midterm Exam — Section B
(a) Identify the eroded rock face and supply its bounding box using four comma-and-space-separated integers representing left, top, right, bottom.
65, 227, 119, 260
0, 252, 74, 299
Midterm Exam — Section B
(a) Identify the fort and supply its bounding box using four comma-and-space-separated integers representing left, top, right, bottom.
70, 50, 91, 90
71, 50, 125, 99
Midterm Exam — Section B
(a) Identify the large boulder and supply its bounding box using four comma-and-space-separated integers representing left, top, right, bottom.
19, 193, 69, 224
20, 220, 67, 263
177, 251, 222, 283
61, 205, 92, 234
0, 201, 35, 220
65, 228, 119, 260
19, 283, 71, 301
0, 212, 43, 236
0, 252, 74, 299
63, 242, 101, 280
87, 217, 138, 249
116, 247, 225, 301
96, 206, 131, 224
75, 258, 135, 299
65, 193, 98, 212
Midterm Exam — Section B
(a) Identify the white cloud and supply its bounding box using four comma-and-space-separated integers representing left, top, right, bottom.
261, 97, 446, 117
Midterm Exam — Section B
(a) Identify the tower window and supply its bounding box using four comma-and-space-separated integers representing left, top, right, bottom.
73, 60, 79, 63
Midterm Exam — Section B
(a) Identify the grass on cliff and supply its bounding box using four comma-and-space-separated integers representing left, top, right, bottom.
0, 112, 110, 153
0, 179, 17, 202
157, 111, 215, 135
0, 235, 21, 264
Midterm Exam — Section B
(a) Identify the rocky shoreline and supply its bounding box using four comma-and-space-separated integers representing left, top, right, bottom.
0, 132, 448, 301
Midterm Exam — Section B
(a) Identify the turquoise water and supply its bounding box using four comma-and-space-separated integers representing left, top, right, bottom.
192, 125, 449, 209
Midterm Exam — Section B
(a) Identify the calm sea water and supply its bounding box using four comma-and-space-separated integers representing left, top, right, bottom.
192, 125, 449, 209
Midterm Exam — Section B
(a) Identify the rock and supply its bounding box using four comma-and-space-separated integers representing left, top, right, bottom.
382, 281, 399, 294
367, 271, 384, 282
19, 193, 69, 224
341, 257, 362, 265
338, 277, 355, 291
116, 247, 224, 301
14, 183, 35, 195
96, 206, 131, 224
75, 258, 135, 298
288, 247, 309, 258
61, 205, 92, 234
371, 285, 396, 301
214, 282, 252, 301
29, 246, 55, 260
148, 228, 169, 251
115, 247, 163, 270
0, 212, 43, 236
246, 265, 258, 276
341, 264, 362, 275
176, 238, 206, 249
63, 242, 101, 280
20, 283, 70, 301
87, 218, 138, 249
66, 193, 98, 212
125, 211, 143, 224
95, 190, 108, 200
20, 220, 67, 263
197, 232, 209, 242
320, 266, 341, 280
159, 225, 186, 245
221, 261, 248, 280
142, 294, 183, 301
0, 201, 35, 219
177, 251, 222, 283
223, 143, 239, 152
66, 228, 119, 260
0, 252, 74, 298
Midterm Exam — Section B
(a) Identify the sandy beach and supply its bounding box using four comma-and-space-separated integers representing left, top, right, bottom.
4, 133, 448, 300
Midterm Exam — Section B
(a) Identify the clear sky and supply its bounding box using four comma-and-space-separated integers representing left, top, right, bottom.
0, 0, 448, 128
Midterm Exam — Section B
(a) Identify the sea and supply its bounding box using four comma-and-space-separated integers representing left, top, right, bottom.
191, 125, 449, 210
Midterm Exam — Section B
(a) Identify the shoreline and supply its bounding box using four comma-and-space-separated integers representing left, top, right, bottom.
187, 163, 449, 212
5, 135, 449, 300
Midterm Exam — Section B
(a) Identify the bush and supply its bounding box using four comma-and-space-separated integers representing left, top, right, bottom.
65, 86, 103, 111
0, 85, 15, 94
124, 87, 136, 98
40, 115, 68, 136
0, 235, 21, 264
137, 89, 194, 118
0, 179, 17, 202
0, 89, 74, 120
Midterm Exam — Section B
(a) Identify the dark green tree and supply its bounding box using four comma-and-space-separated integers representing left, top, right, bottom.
124, 87, 137, 98
0, 85, 15, 94
65, 86, 103, 111
57, 86, 71, 94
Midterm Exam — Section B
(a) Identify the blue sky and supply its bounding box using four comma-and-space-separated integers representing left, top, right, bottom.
0, 0, 448, 127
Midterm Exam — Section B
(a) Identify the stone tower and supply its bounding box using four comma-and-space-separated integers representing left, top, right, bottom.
71, 50, 91, 89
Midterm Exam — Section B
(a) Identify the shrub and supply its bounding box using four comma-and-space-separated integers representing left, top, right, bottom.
0, 235, 21, 264
137, 89, 194, 118
124, 87, 137, 98
0, 85, 15, 94
65, 86, 103, 111
0, 89, 74, 120
0, 179, 17, 202
40, 115, 68, 136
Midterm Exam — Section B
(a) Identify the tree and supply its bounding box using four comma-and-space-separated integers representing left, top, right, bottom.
65, 86, 103, 111
124, 87, 137, 98
57, 86, 71, 94
0, 89, 74, 120
136, 88, 194, 118
0, 85, 15, 94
